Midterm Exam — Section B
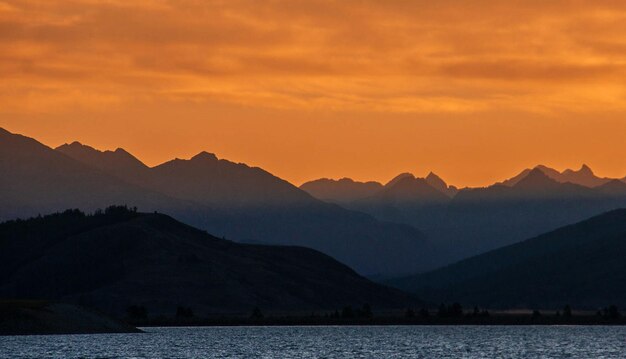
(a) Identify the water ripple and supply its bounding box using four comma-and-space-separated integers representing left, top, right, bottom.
1, 325, 626, 358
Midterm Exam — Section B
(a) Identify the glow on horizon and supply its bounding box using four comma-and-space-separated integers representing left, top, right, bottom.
2, 1, 626, 186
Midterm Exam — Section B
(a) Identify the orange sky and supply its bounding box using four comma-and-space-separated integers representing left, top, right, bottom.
2, 0, 626, 186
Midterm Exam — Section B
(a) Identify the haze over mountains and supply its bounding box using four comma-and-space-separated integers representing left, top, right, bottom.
0, 128, 433, 276
0, 128, 191, 219
299, 178, 383, 204
0, 207, 417, 316
4, 126, 626, 278
300, 164, 622, 205
302, 166, 626, 264
56, 141, 149, 181
389, 209, 626, 309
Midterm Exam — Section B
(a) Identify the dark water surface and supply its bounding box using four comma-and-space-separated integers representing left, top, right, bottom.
2, 325, 626, 358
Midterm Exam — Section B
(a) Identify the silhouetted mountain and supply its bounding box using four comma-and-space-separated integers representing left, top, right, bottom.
346, 175, 452, 238
0, 128, 434, 276
11, 126, 626, 277
364, 176, 451, 205
0, 128, 193, 222
301, 172, 457, 205
0, 208, 419, 316
510, 168, 586, 195
502, 164, 611, 187
133, 154, 435, 276
301, 172, 458, 257
145, 151, 311, 207
345, 166, 626, 267
56, 142, 149, 181
596, 179, 626, 196
389, 210, 626, 309
300, 178, 383, 204
431, 169, 626, 260
561, 164, 608, 187
425, 172, 458, 197
384, 172, 415, 187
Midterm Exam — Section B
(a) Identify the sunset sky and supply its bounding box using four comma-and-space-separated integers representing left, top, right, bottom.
2, 0, 626, 186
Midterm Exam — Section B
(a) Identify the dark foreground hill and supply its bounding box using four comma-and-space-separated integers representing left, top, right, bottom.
0, 207, 418, 317
389, 209, 626, 309
0, 301, 139, 335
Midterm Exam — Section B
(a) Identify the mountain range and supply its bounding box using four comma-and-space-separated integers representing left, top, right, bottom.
300, 172, 458, 205
0, 128, 434, 276
302, 166, 626, 264
0, 207, 417, 316
4, 126, 626, 277
300, 164, 623, 205
501, 164, 613, 188
389, 209, 626, 309
299, 178, 383, 204
436, 169, 626, 258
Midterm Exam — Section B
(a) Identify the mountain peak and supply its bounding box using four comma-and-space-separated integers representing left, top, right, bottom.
59, 141, 85, 148
377, 174, 451, 204
56, 141, 148, 173
191, 151, 218, 162
56, 141, 98, 155
532, 164, 561, 179
561, 164, 593, 176
426, 171, 442, 181
504, 164, 608, 188
424, 172, 458, 197
526, 167, 551, 180
385, 173, 415, 187
425, 172, 444, 186
68, 141, 85, 147
557, 164, 608, 187
513, 167, 559, 190
425, 172, 446, 186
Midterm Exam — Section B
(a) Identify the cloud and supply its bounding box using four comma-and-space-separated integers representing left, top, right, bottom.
2, 0, 626, 114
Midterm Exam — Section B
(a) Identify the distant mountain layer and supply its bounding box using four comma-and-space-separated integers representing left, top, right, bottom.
0, 208, 419, 316
434, 169, 626, 259
362, 175, 451, 205
300, 172, 457, 205
389, 209, 626, 309
300, 178, 383, 204
502, 164, 612, 187
425, 172, 458, 198
0, 128, 434, 276
344, 175, 453, 233
310, 167, 626, 266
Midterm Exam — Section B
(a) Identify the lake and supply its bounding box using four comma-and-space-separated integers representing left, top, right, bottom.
1, 325, 626, 358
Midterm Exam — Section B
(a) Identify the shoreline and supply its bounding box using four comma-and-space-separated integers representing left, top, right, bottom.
129, 315, 626, 327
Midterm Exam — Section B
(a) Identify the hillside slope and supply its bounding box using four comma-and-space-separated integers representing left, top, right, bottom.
0, 207, 419, 316
389, 209, 626, 309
